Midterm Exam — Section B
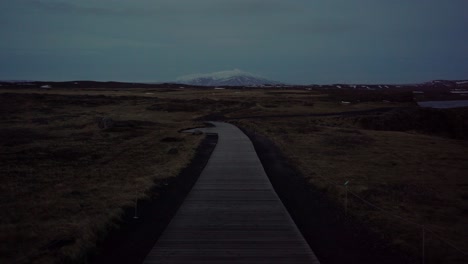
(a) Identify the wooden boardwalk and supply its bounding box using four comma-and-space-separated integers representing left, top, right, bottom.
143, 122, 320, 263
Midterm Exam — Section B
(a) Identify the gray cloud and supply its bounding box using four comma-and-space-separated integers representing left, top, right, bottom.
206, 0, 304, 15
27, 0, 112, 15
1, 0, 468, 84
23, 0, 302, 17
25, 0, 157, 17
284, 19, 360, 36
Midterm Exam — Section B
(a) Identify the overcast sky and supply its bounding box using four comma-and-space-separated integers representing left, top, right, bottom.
1, 0, 467, 84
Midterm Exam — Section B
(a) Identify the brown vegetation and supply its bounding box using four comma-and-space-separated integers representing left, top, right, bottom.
0, 92, 204, 263
358, 107, 468, 139
1, 86, 467, 263
234, 113, 468, 263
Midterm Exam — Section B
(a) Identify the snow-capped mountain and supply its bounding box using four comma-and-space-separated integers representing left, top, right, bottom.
176, 69, 280, 86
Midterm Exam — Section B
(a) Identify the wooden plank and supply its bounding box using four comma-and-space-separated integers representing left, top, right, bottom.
143, 122, 320, 263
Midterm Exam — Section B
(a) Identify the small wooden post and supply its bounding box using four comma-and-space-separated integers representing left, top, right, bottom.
133, 195, 139, 219
344, 180, 349, 217
422, 225, 425, 264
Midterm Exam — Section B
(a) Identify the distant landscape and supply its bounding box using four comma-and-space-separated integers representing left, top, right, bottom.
1, 82, 467, 263
2, 0, 468, 263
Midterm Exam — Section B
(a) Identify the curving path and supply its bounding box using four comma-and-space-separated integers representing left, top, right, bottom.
143, 122, 319, 263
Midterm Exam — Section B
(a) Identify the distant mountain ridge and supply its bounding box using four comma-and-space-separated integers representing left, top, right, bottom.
176, 69, 281, 86
1, 78, 467, 90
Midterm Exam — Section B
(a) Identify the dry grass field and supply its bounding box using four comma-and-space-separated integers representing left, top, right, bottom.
235, 118, 468, 263
1, 86, 467, 263
0, 90, 209, 263
229, 90, 468, 263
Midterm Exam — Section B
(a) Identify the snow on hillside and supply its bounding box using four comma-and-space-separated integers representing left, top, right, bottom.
177, 69, 255, 81
176, 69, 280, 86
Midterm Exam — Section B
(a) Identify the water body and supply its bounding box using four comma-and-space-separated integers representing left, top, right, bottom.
417, 100, 468, 109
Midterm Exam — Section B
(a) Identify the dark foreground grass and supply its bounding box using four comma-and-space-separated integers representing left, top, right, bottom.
234, 117, 468, 263
2, 87, 466, 263
0, 92, 204, 263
